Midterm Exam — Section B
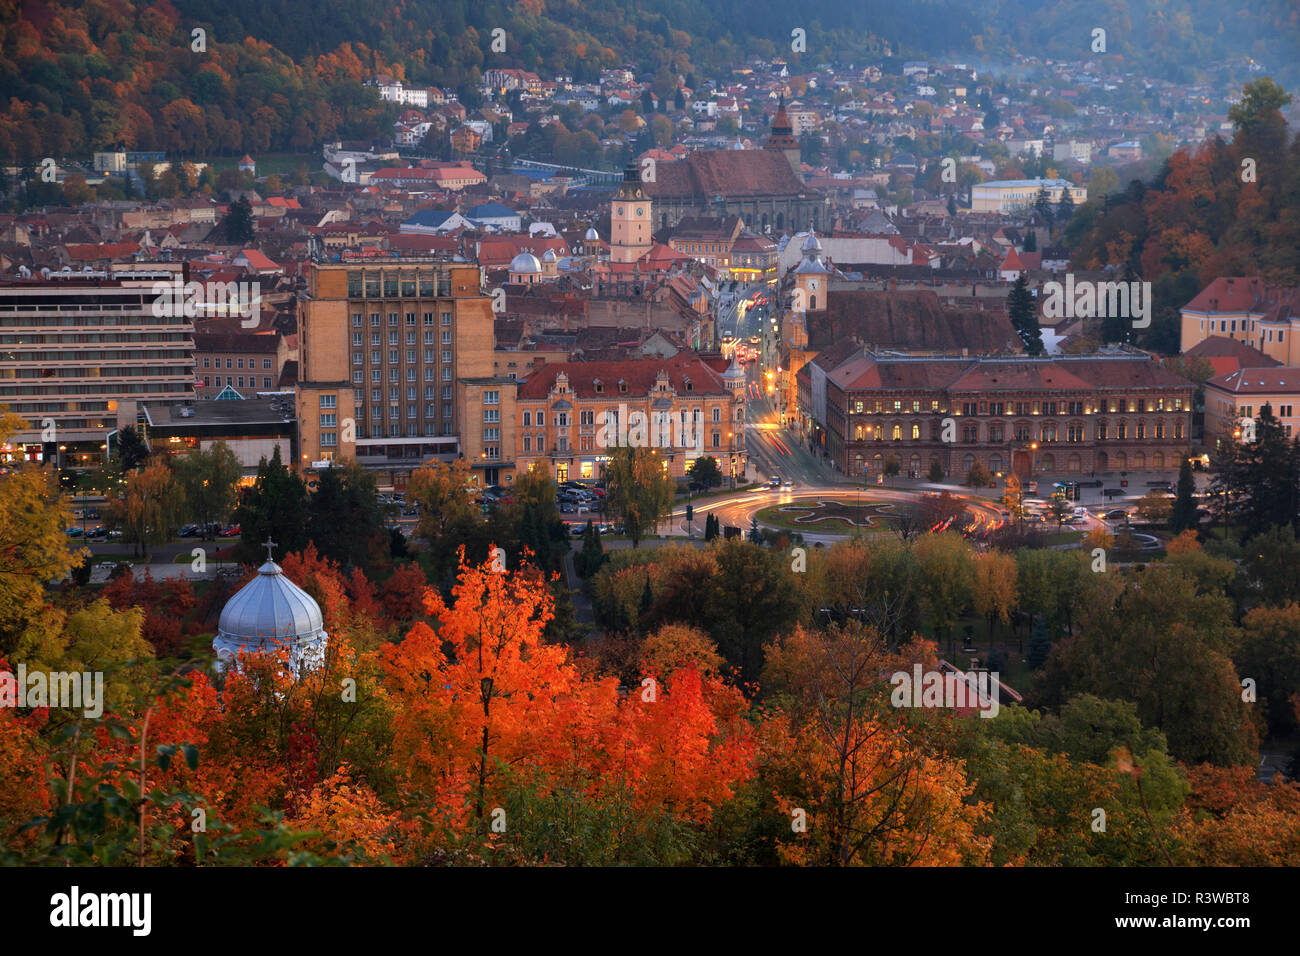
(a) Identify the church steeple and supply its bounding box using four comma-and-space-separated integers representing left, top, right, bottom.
764, 94, 802, 179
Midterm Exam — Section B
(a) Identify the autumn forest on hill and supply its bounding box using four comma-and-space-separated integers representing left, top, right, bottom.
3, 0, 1299, 162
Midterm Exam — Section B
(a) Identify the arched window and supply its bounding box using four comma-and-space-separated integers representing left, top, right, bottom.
1114, 452, 1127, 471
1153, 452, 1164, 470
1134, 452, 1146, 470
1040, 454, 1055, 472
989, 454, 1002, 474
855, 425, 866, 441
810, 294, 817, 310
1097, 451, 1109, 471
892, 424, 902, 441
1067, 453, 1082, 472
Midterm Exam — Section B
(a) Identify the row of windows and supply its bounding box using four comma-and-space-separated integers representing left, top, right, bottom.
352, 368, 454, 383
355, 386, 452, 403
345, 272, 452, 299
1201, 316, 1286, 341
520, 431, 727, 452
1236, 405, 1294, 418
350, 311, 452, 327
204, 376, 273, 389
850, 420, 1186, 442
520, 406, 726, 427
353, 350, 453, 364
359, 403, 454, 419
848, 397, 1185, 415
352, 330, 453, 346
201, 357, 273, 369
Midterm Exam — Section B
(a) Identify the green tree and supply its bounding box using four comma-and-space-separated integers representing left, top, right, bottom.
307, 461, 385, 570
927, 460, 945, 483
117, 425, 150, 472
223, 196, 255, 244
1170, 458, 1198, 535
173, 441, 242, 540
1211, 403, 1300, 541
233, 447, 309, 564
604, 447, 675, 548
687, 455, 723, 488
1007, 273, 1044, 355
1228, 77, 1293, 135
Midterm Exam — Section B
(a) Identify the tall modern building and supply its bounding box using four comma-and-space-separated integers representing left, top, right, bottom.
0, 269, 195, 463
298, 259, 510, 488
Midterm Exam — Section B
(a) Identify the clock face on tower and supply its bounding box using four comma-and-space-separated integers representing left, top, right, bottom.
617, 207, 624, 215
636, 207, 643, 216
809, 279, 819, 291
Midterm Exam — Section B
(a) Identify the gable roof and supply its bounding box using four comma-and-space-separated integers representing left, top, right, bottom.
642, 149, 812, 200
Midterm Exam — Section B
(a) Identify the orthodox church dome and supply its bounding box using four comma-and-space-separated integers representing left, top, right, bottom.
213, 543, 327, 676
509, 252, 542, 274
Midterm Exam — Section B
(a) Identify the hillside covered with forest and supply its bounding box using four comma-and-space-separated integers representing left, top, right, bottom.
0, 0, 1297, 162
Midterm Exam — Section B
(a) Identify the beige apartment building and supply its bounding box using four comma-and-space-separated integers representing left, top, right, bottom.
0, 270, 195, 463
1203, 366, 1300, 453
298, 260, 511, 488
1179, 277, 1300, 364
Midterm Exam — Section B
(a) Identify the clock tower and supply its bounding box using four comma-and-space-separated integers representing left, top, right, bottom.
610, 160, 652, 265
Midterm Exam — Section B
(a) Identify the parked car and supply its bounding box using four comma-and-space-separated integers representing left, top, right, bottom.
1102, 509, 1129, 521
64, 526, 83, 537
86, 525, 105, 538
218, 524, 241, 537
179, 524, 200, 537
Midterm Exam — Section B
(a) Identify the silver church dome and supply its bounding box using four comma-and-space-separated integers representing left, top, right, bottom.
213, 552, 328, 676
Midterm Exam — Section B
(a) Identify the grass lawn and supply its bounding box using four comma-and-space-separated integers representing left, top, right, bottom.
201, 152, 316, 177
755, 498, 908, 533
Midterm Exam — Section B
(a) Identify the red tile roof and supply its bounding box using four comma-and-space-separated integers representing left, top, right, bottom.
517, 355, 729, 400
642, 149, 812, 200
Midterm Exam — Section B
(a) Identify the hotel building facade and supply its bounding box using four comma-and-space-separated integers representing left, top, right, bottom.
0, 270, 195, 463
297, 260, 513, 488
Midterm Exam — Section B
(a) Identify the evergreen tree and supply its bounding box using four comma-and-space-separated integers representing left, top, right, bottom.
1033, 185, 1053, 221
1169, 457, 1199, 534
928, 460, 945, 483
224, 196, 255, 244
638, 571, 654, 621
1007, 273, 1044, 355
748, 516, 763, 544
1022, 230, 1037, 252
1027, 615, 1052, 669
1210, 403, 1300, 541
116, 425, 150, 472
234, 446, 310, 564
704, 513, 719, 541
307, 461, 385, 570
946, 193, 957, 217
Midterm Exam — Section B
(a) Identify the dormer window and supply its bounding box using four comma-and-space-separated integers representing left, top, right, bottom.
594, 379, 603, 393
619, 380, 627, 393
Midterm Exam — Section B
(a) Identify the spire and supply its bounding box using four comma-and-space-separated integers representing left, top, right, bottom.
263, 537, 277, 563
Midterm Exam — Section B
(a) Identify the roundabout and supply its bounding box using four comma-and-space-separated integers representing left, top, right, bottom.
753, 498, 905, 532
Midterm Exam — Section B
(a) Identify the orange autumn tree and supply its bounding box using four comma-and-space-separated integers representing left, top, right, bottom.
379, 549, 755, 850
760, 623, 991, 866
